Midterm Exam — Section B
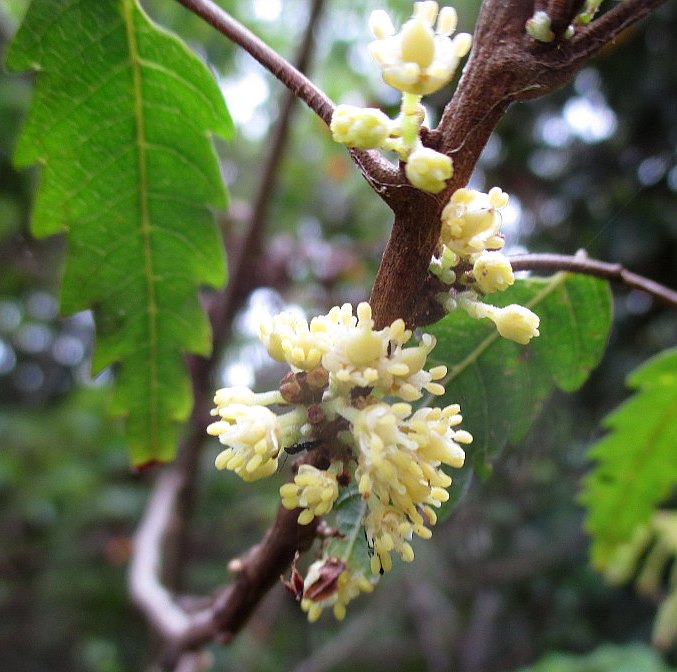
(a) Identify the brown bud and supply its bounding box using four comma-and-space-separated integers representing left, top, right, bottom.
280, 371, 303, 404
307, 404, 325, 425
304, 557, 346, 602
306, 366, 330, 391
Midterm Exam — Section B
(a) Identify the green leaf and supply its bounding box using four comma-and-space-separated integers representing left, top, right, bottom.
6, 0, 233, 464
581, 348, 677, 568
427, 273, 612, 519
326, 488, 373, 578
516, 642, 677, 672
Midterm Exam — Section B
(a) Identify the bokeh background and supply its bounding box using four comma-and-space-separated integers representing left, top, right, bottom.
1, 0, 676, 670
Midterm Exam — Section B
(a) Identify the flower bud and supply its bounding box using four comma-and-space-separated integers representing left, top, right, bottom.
472, 251, 515, 293
526, 11, 555, 43
492, 304, 541, 344
405, 146, 453, 193
330, 104, 392, 149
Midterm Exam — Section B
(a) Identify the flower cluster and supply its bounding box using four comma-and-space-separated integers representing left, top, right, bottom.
208, 300, 471, 621
430, 186, 541, 345
280, 463, 340, 525
349, 402, 470, 573
329, 2, 471, 194
260, 302, 446, 401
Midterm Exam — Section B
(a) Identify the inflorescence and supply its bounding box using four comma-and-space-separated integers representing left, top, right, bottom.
431, 186, 540, 344
330, 1, 471, 193
208, 1, 542, 623
208, 302, 471, 621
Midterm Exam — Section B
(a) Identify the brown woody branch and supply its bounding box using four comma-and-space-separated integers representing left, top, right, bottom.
129, 468, 321, 667
371, 0, 669, 329
509, 252, 677, 308
174, 0, 399, 191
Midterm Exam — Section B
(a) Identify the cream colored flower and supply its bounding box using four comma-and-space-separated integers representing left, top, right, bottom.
363, 499, 417, 573
301, 558, 375, 622
440, 186, 509, 255
368, 2, 472, 96
380, 332, 447, 401
405, 144, 453, 193
280, 463, 340, 525
472, 250, 515, 294
315, 302, 448, 401
319, 302, 391, 391
209, 404, 281, 481
457, 293, 540, 344
330, 104, 393, 149
259, 310, 331, 371
491, 304, 541, 344
350, 401, 469, 571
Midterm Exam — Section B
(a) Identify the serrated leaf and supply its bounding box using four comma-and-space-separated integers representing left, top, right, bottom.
427, 273, 611, 520
6, 0, 233, 464
581, 348, 677, 568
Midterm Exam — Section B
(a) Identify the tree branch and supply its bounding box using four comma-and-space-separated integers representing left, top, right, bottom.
175, 0, 333, 124
128, 470, 215, 648
569, 0, 669, 62
174, 0, 400, 192
509, 252, 677, 308
371, 0, 668, 329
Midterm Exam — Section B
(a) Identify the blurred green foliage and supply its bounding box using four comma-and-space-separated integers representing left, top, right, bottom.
517, 643, 677, 672
1, 0, 676, 670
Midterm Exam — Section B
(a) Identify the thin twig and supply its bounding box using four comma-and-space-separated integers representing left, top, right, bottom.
175, 0, 333, 124
174, 0, 399, 194
569, 0, 669, 61
509, 252, 677, 308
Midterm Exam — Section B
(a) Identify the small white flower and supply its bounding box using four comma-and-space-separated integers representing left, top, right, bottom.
209, 404, 281, 481
280, 463, 340, 525
457, 293, 540, 345
440, 186, 508, 255
491, 304, 541, 344
381, 332, 447, 401
368, 2, 472, 96
318, 302, 388, 391
363, 499, 417, 573
259, 310, 331, 371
